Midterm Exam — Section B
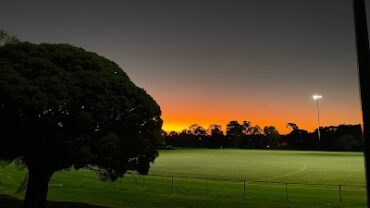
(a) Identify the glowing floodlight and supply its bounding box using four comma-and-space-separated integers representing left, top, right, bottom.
312, 94, 322, 100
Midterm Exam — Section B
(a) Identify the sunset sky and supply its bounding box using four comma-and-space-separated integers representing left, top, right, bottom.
0, 0, 366, 134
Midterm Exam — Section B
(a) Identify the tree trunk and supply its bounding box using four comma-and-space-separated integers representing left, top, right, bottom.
24, 168, 54, 208
353, 0, 370, 206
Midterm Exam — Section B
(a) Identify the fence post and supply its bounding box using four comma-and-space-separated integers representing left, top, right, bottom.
338, 185, 343, 204
285, 182, 289, 201
171, 176, 174, 193
204, 177, 208, 194
243, 180, 246, 200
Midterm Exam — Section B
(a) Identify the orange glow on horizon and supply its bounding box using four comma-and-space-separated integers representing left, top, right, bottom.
162, 119, 362, 135
159, 97, 363, 135
151, 84, 363, 135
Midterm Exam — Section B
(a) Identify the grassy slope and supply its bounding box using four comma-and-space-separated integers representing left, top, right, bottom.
0, 149, 367, 208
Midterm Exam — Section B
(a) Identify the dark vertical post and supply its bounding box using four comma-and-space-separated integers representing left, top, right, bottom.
285, 182, 289, 201
205, 177, 208, 194
171, 176, 174, 193
338, 185, 343, 204
353, 0, 370, 206
243, 180, 246, 199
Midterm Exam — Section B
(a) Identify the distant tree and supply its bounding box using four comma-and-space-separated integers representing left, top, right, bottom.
0, 43, 162, 208
159, 130, 168, 147
168, 131, 179, 137
239, 121, 262, 148
187, 124, 207, 147
207, 124, 221, 134
287, 122, 299, 131
242, 121, 252, 132
188, 124, 207, 137
337, 134, 361, 149
243, 121, 262, 135
336, 124, 362, 150
262, 126, 280, 148
251, 125, 262, 135
207, 124, 225, 148
0, 29, 20, 46
164, 131, 178, 146
286, 129, 314, 149
264, 126, 279, 135
177, 128, 196, 147
286, 123, 319, 149
318, 124, 363, 150
226, 121, 245, 148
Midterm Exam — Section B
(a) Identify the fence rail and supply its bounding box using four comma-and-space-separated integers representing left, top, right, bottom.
1, 168, 366, 207
125, 172, 366, 204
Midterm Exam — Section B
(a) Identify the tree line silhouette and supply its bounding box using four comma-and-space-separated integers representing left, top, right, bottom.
162, 121, 363, 151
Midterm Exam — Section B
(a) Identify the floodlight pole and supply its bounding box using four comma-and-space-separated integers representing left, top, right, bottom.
316, 98, 321, 147
353, 0, 370, 206
313, 95, 322, 148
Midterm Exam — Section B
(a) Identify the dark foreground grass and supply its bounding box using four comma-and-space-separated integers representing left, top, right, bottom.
1, 191, 361, 208
0, 149, 367, 208
0, 195, 108, 208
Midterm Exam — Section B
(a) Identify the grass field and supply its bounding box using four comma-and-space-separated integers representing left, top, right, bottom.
0, 149, 367, 207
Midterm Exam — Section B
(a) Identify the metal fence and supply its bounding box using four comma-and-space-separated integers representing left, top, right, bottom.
129, 173, 367, 205
0, 168, 367, 207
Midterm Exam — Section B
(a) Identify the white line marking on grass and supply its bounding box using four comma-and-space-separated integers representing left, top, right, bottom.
205, 164, 308, 185
247, 163, 308, 183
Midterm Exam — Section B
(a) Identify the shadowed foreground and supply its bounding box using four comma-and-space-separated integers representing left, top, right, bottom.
0, 195, 109, 208
0, 150, 366, 208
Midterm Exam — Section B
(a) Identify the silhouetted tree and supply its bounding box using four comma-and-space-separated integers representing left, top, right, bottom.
187, 124, 207, 147
0, 29, 20, 46
239, 121, 262, 148
160, 130, 168, 147
286, 129, 311, 149
177, 129, 196, 147
287, 122, 299, 131
242, 121, 262, 135
262, 126, 280, 148
0, 43, 162, 208
336, 124, 362, 150
226, 121, 245, 148
318, 124, 363, 150
207, 124, 225, 148
164, 131, 179, 147
188, 124, 207, 136
264, 126, 279, 135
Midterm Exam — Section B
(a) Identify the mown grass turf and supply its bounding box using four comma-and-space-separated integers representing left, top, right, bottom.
0, 149, 367, 207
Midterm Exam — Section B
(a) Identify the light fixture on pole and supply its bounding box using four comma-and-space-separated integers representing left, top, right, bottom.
312, 94, 322, 148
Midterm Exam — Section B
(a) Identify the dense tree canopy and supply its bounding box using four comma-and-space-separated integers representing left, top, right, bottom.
226, 120, 244, 148
0, 42, 162, 207
0, 29, 20, 46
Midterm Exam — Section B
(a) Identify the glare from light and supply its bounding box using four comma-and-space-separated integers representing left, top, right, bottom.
312, 94, 322, 100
